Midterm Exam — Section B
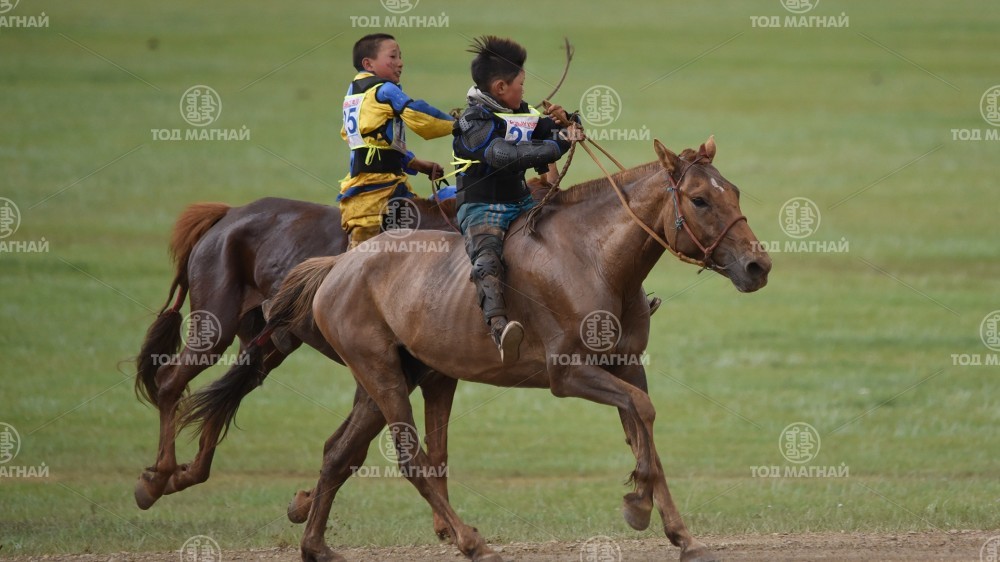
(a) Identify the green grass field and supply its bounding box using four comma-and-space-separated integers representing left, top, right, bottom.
2, 0, 998, 556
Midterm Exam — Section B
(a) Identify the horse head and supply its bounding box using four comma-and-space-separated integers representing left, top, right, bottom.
653, 136, 771, 292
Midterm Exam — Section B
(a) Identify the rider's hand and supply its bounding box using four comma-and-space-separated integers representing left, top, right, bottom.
410, 159, 444, 181
545, 103, 571, 127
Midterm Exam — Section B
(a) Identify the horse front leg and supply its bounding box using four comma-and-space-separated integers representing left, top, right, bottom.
421, 372, 458, 541
548, 361, 718, 562
613, 365, 717, 562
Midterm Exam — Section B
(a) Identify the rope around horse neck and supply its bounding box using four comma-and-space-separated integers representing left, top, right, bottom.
576, 139, 709, 269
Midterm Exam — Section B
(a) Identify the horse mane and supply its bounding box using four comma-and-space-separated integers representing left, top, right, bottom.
553, 160, 662, 205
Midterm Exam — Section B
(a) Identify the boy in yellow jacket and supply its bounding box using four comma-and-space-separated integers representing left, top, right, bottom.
339, 33, 454, 248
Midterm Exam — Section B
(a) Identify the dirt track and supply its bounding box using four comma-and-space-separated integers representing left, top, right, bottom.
7, 531, 997, 561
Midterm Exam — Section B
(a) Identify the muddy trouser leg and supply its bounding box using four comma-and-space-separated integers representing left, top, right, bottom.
464, 224, 525, 364
463, 225, 507, 328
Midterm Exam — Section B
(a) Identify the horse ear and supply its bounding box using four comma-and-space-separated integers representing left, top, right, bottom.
653, 138, 682, 175
698, 134, 716, 163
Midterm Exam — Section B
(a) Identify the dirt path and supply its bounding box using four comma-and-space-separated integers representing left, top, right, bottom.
8, 531, 997, 561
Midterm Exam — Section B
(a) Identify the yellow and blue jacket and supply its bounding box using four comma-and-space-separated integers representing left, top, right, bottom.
339, 71, 453, 201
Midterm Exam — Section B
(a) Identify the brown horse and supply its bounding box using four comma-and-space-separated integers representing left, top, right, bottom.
132, 195, 461, 517
258, 137, 771, 562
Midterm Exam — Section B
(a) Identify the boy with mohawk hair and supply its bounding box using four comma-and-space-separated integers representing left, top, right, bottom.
339, 33, 454, 248
453, 35, 581, 364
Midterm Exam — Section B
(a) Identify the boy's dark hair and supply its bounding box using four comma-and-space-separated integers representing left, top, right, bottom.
353, 33, 396, 72
468, 35, 526, 91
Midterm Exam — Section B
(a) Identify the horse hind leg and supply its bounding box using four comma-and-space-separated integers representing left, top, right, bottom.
134, 301, 240, 509
167, 311, 303, 496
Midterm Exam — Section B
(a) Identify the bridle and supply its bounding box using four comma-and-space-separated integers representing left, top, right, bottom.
664, 159, 747, 272
578, 139, 746, 272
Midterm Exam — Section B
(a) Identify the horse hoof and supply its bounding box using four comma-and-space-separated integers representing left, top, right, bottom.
300, 546, 346, 562
471, 551, 504, 562
680, 542, 720, 562
134, 473, 163, 510
622, 492, 653, 531
288, 489, 312, 524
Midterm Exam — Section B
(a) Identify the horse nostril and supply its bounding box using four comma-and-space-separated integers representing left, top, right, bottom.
745, 260, 769, 278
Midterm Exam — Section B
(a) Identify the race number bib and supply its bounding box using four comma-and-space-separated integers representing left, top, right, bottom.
342, 93, 365, 149
389, 116, 407, 153
499, 107, 540, 144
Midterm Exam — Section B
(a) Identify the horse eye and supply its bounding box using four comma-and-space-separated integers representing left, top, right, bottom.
690, 197, 709, 208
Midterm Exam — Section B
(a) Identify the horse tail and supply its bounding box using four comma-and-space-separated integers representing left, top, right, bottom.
176, 344, 265, 443
262, 255, 340, 333
176, 255, 339, 444
134, 202, 230, 407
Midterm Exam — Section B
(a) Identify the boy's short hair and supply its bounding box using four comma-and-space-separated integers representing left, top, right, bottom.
353, 33, 396, 72
468, 36, 527, 91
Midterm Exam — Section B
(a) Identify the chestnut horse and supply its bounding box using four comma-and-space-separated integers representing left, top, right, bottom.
255, 138, 771, 562
132, 195, 461, 517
